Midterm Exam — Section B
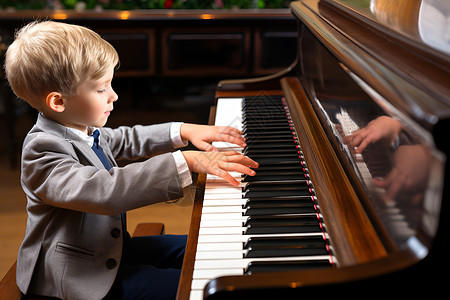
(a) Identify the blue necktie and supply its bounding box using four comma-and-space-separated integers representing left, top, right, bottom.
91, 129, 113, 171
91, 129, 127, 236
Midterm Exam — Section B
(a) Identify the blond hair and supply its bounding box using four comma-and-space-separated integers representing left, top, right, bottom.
4, 20, 119, 110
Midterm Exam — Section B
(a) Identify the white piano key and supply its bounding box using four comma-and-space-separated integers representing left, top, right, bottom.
199, 227, 244, 235
200, 212, 245, 221
207, 172, 242, 181
193, 268, 243, 280
213, 98, 243, 128
195, 250, 244, 260
204, 188, 242, 195
200, 219, 243, 228
203, 193, 243, 200
202, 199, 245, 207
189, 290, 204, 300
191, 279, 210, 290
201, 205, 244, 214
205, 182, 245, 189
196, 242, 243, 251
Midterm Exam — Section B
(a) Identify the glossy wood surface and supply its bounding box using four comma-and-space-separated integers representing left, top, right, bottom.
291, 0, 450, 128
281, 77, 387, 265
176, 173, 205, 300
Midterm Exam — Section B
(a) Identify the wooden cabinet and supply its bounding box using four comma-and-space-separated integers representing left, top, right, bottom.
162, 27, 251, 76
0, 9, 297, 78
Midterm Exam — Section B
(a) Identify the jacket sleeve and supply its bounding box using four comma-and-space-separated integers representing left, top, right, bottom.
100, 123, 176, 161
21, 132, 184, 215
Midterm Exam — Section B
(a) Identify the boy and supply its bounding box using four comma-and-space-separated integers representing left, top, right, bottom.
4, 21, 258, 300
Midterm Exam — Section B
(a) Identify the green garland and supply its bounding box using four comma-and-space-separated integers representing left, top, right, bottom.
0, 0, 292, 9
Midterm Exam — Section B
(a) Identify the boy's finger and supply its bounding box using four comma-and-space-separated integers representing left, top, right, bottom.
226, 154, 259, 168
217, 170, 240, 186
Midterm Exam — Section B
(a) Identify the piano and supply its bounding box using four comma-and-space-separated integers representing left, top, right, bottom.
177, 0, 450, 298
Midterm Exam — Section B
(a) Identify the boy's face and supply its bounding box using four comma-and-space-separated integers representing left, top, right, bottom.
62, 67, 117, 133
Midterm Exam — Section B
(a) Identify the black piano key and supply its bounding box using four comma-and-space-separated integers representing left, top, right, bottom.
244, 132, 295, 139
245, 138, 295, 145
250, 158, 303, 167
251, 164, 305, 173
243, 189, 312, 199
243, 195, 314, 203
243, 179, 308, 187
246, 155, 302, 163
244, 260, 332, 274
251, 157, 302, 165
243, 180, 310, 192
245, 142, 296, 149
244, 132, 293, 139
243, 236, 327, 249
243, 205, 317, 216
242, 199, 314, 210
243, 215, 322, 234
243, 118, 289, 124
244, 246, 328, 258
244, 215, 320, 226
244, 127, 292, 134
243, 173, 305, 182
244, 147, 300, 156
243, 121, 290, 127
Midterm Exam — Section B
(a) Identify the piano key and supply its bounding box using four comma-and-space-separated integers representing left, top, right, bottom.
195, 250, 244, 260
206, 172, 242, 182
200, 219, 244, 228
244, 206, 317, 216
197, 232, 328, 244
244, 259, 332, 274
191, 279, 210, 290
244, 246, 329, 258
243, 236, 328, 249
214, 98, 243, 129
196, 242, 243, 251
189, 290, 203, 300
200, 214, 245, 222
201, 206, 244, 214
194, 256, 333, 270
203, 192, 242, 198
203, 199, 246, 207
193, 268, 243, 280
243, 215, 321, 228
199, 227, 244, 235
243, 188, 312, 199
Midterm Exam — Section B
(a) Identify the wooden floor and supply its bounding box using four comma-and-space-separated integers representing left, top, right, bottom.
0, 103, 208, 278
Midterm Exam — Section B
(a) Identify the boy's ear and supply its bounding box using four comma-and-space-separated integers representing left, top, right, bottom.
46, 92, 65, 113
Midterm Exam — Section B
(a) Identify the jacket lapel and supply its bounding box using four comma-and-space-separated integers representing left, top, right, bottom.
35, 113, 115, 170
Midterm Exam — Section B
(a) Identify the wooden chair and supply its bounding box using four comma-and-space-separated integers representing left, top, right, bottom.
0, 223, 165, 300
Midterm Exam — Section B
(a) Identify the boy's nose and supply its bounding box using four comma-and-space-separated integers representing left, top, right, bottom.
110, 91, 118, 102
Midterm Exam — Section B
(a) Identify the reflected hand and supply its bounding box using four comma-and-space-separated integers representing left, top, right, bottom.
349, 116, 402, 153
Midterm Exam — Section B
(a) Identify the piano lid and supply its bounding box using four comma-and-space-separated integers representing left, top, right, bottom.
328, 0, 450, 57
291, 0, 449, 258
292, 0, 450, 130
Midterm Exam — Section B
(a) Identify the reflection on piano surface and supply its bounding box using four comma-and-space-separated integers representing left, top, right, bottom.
177, 0, 450, 298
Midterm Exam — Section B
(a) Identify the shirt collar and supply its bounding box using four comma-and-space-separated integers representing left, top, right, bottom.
66, 126, 98, 147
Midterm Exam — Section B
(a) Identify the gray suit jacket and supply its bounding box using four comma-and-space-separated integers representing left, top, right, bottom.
16, 113, 184, 300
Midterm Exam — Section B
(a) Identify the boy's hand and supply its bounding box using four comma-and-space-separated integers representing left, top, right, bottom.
182, 150, 258, 186
180, 124, 246, 151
